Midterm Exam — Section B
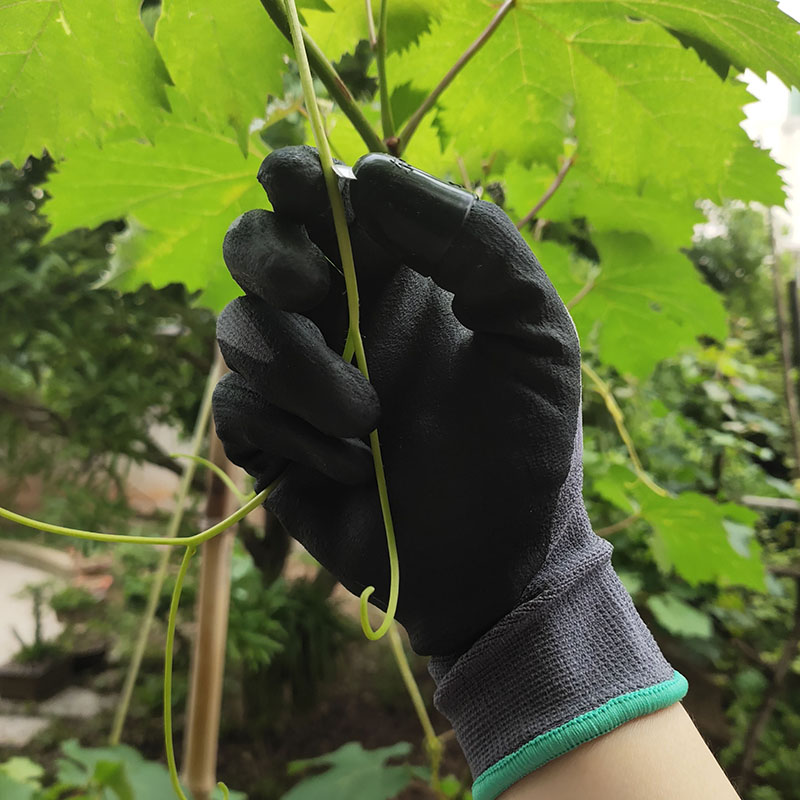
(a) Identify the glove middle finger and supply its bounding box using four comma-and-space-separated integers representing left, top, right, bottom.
216, 294, 380, 440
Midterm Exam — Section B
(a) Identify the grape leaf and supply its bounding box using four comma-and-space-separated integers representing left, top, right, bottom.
530, 235, 727, 378
616, 0, 800, 89
0, 0, 170, 166
283, 742, 418, 800
154, 0, 288, 153
389, 1, 791, 201
646, 594, 714, 639
590, 464, 764, 590
44, 102, 266, 311
300, 0, 442, 63
504, 161, 704, 248
640, 491, 765, 590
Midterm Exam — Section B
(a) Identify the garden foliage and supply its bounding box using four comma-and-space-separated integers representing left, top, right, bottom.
2, 0, 800, 795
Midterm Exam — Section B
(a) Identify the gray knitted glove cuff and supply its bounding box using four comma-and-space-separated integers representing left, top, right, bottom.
428, 514, 687, 800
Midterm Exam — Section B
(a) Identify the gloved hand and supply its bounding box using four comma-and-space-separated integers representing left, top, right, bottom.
214, 145, 581, 656
213, 146, 686, 800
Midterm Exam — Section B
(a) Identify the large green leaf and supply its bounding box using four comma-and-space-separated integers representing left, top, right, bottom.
389, 1, 794, 201
44, 100, 266, 310
504, 161, 704, 248
592, 465, 764, 589
616, 0, 800, 88
55, 739, 246, 800
646, 594, 714, 639
0, 0, 170, 165
530, 235, 727, 378
301, 0, 442, 62
155, 0, 288, 153
640, 491, 765, 590
282, 742, 420, 800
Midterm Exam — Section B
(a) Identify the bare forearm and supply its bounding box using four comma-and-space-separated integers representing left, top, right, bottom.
499, 704, 740, 800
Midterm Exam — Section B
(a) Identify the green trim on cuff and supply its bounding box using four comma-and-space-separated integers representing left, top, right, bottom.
472, 670, 688, 800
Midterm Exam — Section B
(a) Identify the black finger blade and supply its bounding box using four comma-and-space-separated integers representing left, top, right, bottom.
223, 208, 330, 312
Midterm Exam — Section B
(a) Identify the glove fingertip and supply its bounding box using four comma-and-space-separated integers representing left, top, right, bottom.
223, 209, 330, 312
258, 145, 330, 222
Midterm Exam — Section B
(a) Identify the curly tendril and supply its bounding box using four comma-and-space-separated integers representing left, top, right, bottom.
285, 0, 401, 640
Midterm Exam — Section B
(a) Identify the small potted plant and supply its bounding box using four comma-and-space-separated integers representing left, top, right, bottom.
49, 585, 97, 626
0, 584, 71, 701
49, 584, 109, 673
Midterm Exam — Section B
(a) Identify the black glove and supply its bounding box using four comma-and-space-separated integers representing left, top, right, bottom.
213, 145, 581, 657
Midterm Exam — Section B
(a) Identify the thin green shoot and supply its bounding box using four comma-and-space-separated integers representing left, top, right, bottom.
171, 453, 251, 502
164, 544, 196, 800
0, 487, 267, 546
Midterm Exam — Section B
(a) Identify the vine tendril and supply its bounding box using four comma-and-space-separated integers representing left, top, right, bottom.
164, 544, 196, 800
0, 488, 268, 546
285, 0, 400, 640
171, 452, 252, 502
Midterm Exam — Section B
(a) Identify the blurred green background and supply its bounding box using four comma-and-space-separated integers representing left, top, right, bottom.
1, 1, 800, 798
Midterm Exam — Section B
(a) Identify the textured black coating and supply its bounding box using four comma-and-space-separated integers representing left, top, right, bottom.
213, 145, 582, 656
223, 208, 329, 312
214, 145, 680, 791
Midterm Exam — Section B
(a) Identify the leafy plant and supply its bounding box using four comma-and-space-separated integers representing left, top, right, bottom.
2, 1, 800, 798
0, 741, 246, 800
49, 585, 97, 615
11, 584, 64, 665
282, 741, 426, 800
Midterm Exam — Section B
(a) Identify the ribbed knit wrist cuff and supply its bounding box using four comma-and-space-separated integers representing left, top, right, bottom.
428, 543, 687, 800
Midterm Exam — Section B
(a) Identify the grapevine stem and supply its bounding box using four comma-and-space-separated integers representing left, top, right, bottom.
377, 0, 395, 142
171, 453, 249, 502
515, 154, 576, 230
397, 0, 516, 154
285, 0, 400, 641
259, 0, 386, 153
388, 625, 443, 793
365, 0, 377, 49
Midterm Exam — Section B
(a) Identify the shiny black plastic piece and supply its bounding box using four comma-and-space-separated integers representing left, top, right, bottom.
350, 153, 475, 269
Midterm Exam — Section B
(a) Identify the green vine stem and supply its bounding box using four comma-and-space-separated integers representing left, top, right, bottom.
164, 544, 197, 800
109, 353, 224, 747
376, 0, 395, 143
0, 487, 269, 546
171, 453, 250, 502
388, 625, 444, 794
285, 0, 400, 641
581, 362, 668, 498
163, 541, 234, 800
397, 0, 516, 154
365, 0, 377, 48
259, 0, 386, 153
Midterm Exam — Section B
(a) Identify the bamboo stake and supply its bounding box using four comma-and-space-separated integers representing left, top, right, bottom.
180, 427, 239, 799
109, 349, 223, 746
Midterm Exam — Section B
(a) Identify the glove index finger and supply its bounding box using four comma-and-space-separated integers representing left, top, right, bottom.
258, 144, 347, 223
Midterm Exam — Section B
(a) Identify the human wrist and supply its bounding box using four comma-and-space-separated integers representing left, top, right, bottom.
428, 508, 687, 800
